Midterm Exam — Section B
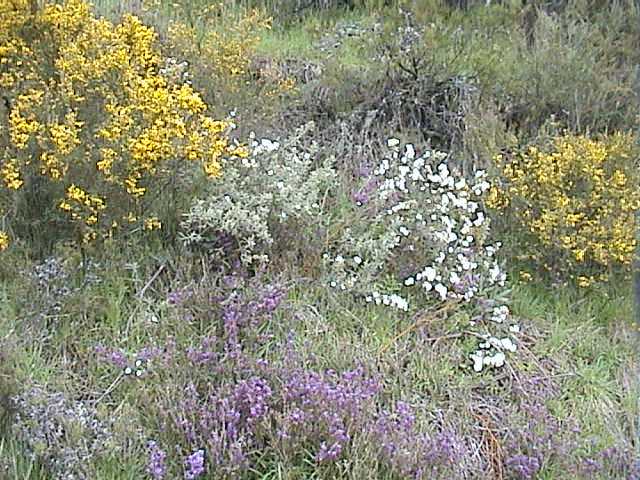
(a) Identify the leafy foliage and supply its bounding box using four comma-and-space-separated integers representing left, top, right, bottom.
181, 123, 336, 268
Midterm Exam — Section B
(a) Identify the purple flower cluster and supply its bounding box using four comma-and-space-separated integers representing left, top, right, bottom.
278, 366, 381, 463
186, 336, 219, 365
153, 341, 469, 479
143, 278, 467, 478
505, 454, 540, 479
12, 385, 114, 479
503, 399, 568, 479
352, 177, 378, 206
184, 449, 205, 479
374, 401, 465, 479
501, 379, 640, 480
222, 281, 286, 352
146, 441, 167, 480
167, 287, 192, 306
94, 344, 128, 369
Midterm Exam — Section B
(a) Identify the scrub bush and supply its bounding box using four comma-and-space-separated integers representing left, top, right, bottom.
0, 0, 244, 249
180, 123, 336, 268
488, 132, 640, 286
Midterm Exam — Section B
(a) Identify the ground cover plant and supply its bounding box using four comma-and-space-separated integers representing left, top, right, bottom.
1, 0, 639, 479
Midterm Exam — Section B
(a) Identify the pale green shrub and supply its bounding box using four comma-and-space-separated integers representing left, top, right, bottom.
180, 123, 337, 266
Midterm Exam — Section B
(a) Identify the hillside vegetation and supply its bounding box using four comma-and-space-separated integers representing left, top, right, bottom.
1, 0, 639, 479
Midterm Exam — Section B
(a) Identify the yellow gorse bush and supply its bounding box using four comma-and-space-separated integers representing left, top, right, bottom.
488, 132, 640, 286
0, 0, 246, 247
167, 5, 270, 88
163, 3, 295, 102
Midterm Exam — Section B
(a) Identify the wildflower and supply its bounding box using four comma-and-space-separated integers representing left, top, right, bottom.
1, 1, 238, 247
184, 449, 205, 479
434, 283, 447, 300
490, 133, 639, 285
506, 455, 540, 480
144, 217, 162, 231
0, 231, 9, 251
147, 441, 167, 480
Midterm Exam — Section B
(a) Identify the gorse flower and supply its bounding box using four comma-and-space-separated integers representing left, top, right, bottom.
0, 231, 9, 251
0, 0, 242, 247
489, 132, 639, 286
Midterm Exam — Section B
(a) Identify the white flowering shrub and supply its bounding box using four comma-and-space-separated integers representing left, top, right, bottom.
180, 123, 336, 266
324, 139, 518, 372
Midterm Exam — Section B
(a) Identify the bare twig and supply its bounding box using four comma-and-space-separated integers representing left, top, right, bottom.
137, 264, 165, 299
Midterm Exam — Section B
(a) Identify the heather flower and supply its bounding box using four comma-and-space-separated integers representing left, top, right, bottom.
146, 441, 167, 480
94, 344, 128, 369
184, 449, 205, 480
505, 454, 540, 479
12, 385, 115, 480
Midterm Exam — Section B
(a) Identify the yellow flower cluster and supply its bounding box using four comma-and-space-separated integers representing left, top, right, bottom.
0, 231, 8, 251
164, 4, 294, 101
167, 7, 271, 91
0, 0, 244, 249
59, 184, 106, 227
489, 132, 640, 286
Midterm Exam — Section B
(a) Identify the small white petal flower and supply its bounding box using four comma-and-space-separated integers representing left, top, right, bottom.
434, 283, 447, 300
473, 212, 485, 227
484, 351, 506, 368
387, 138, 400, 147
404, 277, 415, 286
471, 352, 484, 372
500, 338, 517, 352
405, 144, 415, 159
455, 178, 467, 189
353, 256, 362, 265
423, 267, 437, 281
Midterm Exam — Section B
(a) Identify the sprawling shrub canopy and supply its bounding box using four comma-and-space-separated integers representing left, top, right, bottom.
0, 0, 245, 247
488, 132, 640, 286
